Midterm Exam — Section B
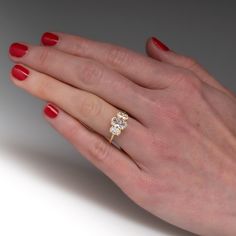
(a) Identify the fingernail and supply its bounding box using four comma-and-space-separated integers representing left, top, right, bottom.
44, 103, 59, 119
41, 32, 59, 46
11, 65, 29, 81
9, 43, 28, 57
151, 37, 170, 51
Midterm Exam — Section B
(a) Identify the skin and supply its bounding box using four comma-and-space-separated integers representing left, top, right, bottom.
9, 33, 236, 235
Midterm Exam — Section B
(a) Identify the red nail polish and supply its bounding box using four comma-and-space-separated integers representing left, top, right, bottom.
9, 43, 28, 57
11, 65, 29, 81
44, 104, 59, 118
151, 37, 169, 51
41, 32, 59, 46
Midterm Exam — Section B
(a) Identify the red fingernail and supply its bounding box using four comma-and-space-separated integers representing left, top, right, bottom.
41, 32, 59, 46
44, 103, 59, 119
11, 65, 29, 81
151, 37, 169, 51
9, 43, 28, 57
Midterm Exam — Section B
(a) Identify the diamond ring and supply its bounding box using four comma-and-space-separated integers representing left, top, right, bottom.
109, 111, 128, 143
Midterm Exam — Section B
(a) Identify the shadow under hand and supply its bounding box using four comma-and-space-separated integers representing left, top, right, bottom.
1, 140, 194, 236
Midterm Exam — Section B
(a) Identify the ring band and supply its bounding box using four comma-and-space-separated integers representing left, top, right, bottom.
109, 111, 129, 143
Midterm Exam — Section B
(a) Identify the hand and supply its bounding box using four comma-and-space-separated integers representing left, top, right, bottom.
9, 33, 236, 235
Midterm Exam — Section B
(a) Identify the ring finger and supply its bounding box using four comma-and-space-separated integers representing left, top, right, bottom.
10, 64, 148, 164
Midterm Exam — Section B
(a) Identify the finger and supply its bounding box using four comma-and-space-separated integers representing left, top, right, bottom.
40, 32, 181, 89
9, 42, 148, 122
146, 37, 235, 98
43, 102, 142, 197
10, 64, 148, 164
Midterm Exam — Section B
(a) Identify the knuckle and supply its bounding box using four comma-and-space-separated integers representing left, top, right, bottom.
182, 56, 199, 70
106, 46, 132, 67
145, 89, 162, 106
181, 74, 203, 95
80, 61, 104, 85
90, 138, 110, 161
72, 36, 89, 56
38, 47, 51, 68
173, 70, 203, 97
148, 96, 165, 119
163, 102, 184, 122
150, 96, 185, 126
79, 96, 102, 118
64, 121, 80, 141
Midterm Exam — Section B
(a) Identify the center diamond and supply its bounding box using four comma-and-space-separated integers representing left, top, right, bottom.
111, 117, 127, 130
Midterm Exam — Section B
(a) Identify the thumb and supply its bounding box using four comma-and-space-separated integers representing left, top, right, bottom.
146, 36, 235, 99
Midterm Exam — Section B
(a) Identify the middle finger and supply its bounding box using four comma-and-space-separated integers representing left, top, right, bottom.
9, 43, 148, 123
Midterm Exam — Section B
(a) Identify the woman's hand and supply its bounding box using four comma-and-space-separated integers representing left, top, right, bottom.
9, 33, 236, 235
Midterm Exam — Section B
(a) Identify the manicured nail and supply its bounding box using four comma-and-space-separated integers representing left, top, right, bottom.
44, 103, 59, 118
9, 43, 28, 57
41, 32, 59, 46
151, 37, 170, 51
11, 65, 29, 81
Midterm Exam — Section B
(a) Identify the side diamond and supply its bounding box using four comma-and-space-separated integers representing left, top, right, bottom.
110, 124, 121, 136
117, 112, 128, 120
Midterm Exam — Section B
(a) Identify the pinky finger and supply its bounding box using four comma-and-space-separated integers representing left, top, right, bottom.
43, 102, 141, 194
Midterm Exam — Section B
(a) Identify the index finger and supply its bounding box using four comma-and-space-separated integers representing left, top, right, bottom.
41, 32, 178, 89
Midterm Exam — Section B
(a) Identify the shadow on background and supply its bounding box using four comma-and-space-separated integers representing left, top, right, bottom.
1, 140, 195, 236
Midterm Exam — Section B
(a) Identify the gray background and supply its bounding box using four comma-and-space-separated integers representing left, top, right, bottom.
0, 0, 235, 235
